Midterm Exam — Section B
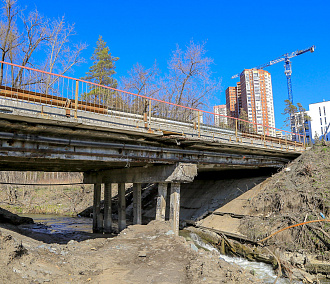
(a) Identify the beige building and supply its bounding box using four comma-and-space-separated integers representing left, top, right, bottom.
213, 105, 227, 126
226, 69, 275, 136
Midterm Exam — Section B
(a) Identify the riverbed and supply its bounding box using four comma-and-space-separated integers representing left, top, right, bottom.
18, 214, 104, 244
16, 214, 309, 283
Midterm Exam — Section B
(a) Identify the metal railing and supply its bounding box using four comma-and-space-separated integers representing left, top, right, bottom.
0, 61, 306, 150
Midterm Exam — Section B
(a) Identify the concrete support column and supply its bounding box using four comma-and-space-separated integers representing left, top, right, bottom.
118, 183, 126, 232
93, 183, 102, 233
156, 182, 167, 221
133, 183, 142, 225
104, 183, 112, 234
169, 182, 180, 236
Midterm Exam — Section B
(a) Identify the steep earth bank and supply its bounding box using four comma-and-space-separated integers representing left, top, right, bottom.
239, 143, 329, 256
196, 143, 330, 282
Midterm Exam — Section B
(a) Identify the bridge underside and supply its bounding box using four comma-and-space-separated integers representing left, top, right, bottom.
0, 117, 296, 172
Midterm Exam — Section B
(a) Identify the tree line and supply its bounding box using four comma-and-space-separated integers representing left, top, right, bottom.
0, 0, 86, 89
0, 0, 220, 113
84, 36, 221, 118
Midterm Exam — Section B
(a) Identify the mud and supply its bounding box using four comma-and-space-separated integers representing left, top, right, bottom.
0, 220, 261, 283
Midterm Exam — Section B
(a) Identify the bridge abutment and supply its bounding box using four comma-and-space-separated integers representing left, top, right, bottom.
85, 163, 197, 235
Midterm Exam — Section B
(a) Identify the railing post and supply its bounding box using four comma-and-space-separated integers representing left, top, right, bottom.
198, 111, 201, 137
143, 98, 148, 128
74, 80, 78, 119
148, 99, 152, 130
235, 119, 238, 141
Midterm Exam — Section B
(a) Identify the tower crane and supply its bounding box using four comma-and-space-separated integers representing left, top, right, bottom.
231, 45, 315, 103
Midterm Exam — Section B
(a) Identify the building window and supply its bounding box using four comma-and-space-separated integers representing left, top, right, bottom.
319, 107, 322, 116
325, 117, 327, 124
321, 127, 323, 134
324, 106, 326, 116
320, 118, 322, 125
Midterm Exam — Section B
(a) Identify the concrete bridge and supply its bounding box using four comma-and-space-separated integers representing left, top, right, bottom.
0, 61, 306, 235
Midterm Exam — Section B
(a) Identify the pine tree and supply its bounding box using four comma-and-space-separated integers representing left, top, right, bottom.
82, 36, 121, 107
283, 99, 298, 138
297, 102, 311, 143
83, 35, 119, 88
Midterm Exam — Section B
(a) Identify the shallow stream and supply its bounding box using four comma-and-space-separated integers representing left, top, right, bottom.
19, 214, 97, 244
189, 232, 292, 283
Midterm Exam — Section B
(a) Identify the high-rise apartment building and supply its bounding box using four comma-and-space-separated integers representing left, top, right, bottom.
214, 105, 227, 126
225, 87, 237, 118
226, 69, 275, 136
225, 82, 241, 118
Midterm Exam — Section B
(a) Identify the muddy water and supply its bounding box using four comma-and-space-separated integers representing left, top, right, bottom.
18, 214, 101, 244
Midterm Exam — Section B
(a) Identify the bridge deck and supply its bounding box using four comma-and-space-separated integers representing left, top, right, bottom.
0, 92, 304, 172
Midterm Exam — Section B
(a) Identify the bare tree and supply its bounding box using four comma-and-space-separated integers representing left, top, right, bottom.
163, 40, 220, 108
0, 0, 86, 90
121, 61, 160, 114
13, 9, 49, 88
0, 0, 21, 85
43, 16, 87, 92
160, 40, 221, 121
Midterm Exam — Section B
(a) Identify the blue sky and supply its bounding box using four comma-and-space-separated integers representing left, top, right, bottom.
21, 0, 330, 130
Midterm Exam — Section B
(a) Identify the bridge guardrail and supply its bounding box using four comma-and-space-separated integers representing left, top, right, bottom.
0, 61, 306, 151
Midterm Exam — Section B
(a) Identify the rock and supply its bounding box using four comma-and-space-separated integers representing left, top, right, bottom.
165, 230, 174, 235
138, 251, 147, 257
190, 243, 198, 252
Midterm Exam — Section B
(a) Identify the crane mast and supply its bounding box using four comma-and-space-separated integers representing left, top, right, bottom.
231, 45, 315, 103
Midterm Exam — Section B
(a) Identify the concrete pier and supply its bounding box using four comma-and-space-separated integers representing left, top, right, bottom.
170, 182, 181, 235
85, 163, 197, 235
156, 182, 167, 221
104, 183, 112, 233
133, 183, 142, 225
93, 183, 102, 233
118, 183, 126, 232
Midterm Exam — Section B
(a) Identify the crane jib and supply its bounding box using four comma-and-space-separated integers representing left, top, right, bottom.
231, 45, 315, 103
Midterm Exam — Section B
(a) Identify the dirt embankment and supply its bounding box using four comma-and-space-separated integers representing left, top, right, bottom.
195, 143, 330, 281
239, 143, 330, 257
0, 220, 261, 284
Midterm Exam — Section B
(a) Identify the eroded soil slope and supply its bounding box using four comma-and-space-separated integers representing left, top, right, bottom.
239, 143, 330, 257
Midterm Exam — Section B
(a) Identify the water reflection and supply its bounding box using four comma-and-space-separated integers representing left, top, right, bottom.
18, 214, 103, 244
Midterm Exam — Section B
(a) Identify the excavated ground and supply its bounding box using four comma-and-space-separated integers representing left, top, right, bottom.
239, 142, 330, 257
0, 220, 261, 284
